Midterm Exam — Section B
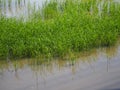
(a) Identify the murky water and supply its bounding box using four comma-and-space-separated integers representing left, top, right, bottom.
0, 40, 120, 90
0, 0, 120, 90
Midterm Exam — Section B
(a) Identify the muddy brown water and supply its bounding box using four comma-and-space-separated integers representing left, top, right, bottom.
0, 0, 120, 90
0, 40, 120, 90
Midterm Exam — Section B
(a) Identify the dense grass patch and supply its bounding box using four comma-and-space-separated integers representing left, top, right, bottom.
0, 0, 120, 59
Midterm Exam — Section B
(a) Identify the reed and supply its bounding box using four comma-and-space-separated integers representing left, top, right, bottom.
0, 0, 120, 59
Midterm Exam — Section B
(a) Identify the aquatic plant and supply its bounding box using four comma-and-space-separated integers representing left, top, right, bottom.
0, 0, 120, 59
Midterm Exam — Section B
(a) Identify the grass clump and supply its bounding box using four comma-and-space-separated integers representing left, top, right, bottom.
0, 0, 120, 59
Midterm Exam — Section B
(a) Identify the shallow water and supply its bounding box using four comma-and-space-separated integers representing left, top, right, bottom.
0, 0, 119, 18
0, 40, 120, 90
0, 0, 50, 18
0, 0, 120, 90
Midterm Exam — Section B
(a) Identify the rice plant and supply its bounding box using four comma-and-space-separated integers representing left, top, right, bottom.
0, 0, 120, 60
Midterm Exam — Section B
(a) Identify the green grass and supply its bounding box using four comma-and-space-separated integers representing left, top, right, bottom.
0, 0, 120, 59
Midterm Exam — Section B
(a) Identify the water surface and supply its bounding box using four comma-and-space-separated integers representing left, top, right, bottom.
0, 0, 120, 18
0, 0, 49, 18
0, 0, 120, 90
0, 40, 120, 90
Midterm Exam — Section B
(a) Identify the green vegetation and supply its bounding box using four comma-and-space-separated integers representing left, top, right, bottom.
0, 0, 120, 59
